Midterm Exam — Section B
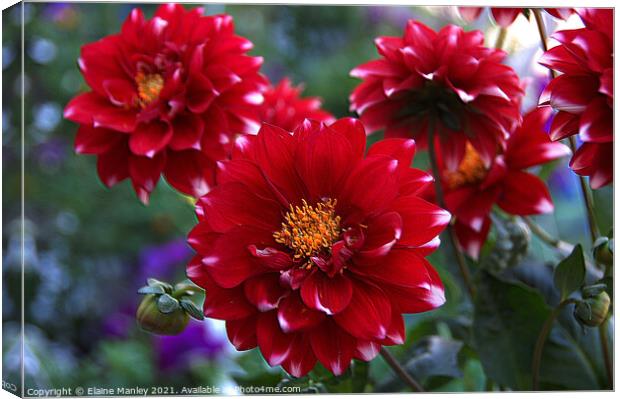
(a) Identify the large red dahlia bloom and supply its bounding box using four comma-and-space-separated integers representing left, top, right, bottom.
458, 7, 573, 28
539, 8, 613, 189
259, 78, 334, 131
349, 20, 523, 172
187, 118, 449, 377
64, 4, 267, 203
427, 108, 570, 258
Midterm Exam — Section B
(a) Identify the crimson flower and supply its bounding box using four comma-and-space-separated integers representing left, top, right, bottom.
64, 4, 267, 203
187, 117, 449, 377
349, 20, 523, 172
428, 108, 570, 259
539, 8, 613, 189
259, 78, 334, 131
458, 7, 574, 28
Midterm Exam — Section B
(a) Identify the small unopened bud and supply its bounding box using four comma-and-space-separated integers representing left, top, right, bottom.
593, 237, 613, 267
574, 291, 610, 327
136, 294, 189, 335
136, 279, 204, 335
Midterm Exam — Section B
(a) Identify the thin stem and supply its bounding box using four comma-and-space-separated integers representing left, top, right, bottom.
427, 123, 476, 299
522, 216, 559, 247
494, 27, 508, 49
532, 8, 600, 243
380, 347, 424, 392
598, 321, 613, 388
532, 299, 577, 390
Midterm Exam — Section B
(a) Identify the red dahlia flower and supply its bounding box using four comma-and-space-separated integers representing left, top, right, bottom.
187, 118, 450, 377
539, 8, 613, 189
349, 20, 523, 172
64, 4, 267, 203
428, 108, 570, 258
458, 7, 574, 28
259, 78, 334, 131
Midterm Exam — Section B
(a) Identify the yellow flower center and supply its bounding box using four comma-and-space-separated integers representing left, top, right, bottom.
443, 143, 488, 189
135, 72, 164, 107
273, 199, 341, 261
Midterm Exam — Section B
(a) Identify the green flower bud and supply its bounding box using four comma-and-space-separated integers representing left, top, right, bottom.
593, 237, 613, 267
574, 291, 611, 327
136, 294, 189, 335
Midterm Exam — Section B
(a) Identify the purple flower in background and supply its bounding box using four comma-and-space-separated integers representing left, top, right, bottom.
101, 304, 135, 339
154, 319, 227, 372
42, 3, 78, 29
137, 238, 192, 283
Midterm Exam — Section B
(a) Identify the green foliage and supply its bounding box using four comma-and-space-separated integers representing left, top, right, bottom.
553, 244, 586, 301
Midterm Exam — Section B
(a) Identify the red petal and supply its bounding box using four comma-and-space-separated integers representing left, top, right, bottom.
96, 142, 130, 188
294, 121, 356, 199
399, 168, 434, 195
64, 92, 137, 132
164, 149, 216, 198
128, 151, 166, 204
227, 316, 258, 350
358, 211, 403, 258
309, 319, 356, 376
129, 121, 173, 157
196, 182, 282, 232
490, 8, 522, 27
549, 110, 580, 141
391, 196, 451, 247
367, 138, 417, 169
243, 273, 289, 312
578, 97, 613, 143
458, 7, 483, 23
277, 292, 326, 333
505, 108, 571, 169
548, 74, 599, 114
75, 125, 125, 154
333, 279, 391, 340
247, 245, 292, 270
327, 117, 367, 161
380, 307, 406, 345
300, 271, 353, 315
202, 226, 274, 288
282, 334, 317, 378
497, 171, 554, 215
257, 311, 294, 366
200, 273, 256, 320
354, 340, 381, 361
454, 218, 491, 259
169, 114, 204, 151
102, 78, 137, 107
339, 155, 399, 219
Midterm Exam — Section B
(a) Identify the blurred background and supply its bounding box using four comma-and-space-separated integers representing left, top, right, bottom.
2, 2, 613, 394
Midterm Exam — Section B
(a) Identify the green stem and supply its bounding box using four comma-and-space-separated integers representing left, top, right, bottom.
379, 347, 424, 392
494, 27, 508, 49
598, 321, 613, 388
532, 299, 578, 390
532, 8, 600, 243
427, 122, 476, 299
521, 216, 574, 256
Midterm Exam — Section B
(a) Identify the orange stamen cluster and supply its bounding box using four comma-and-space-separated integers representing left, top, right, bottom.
135, 71, 164, 107
274, 199, 341, 261
444, 142, 488, 189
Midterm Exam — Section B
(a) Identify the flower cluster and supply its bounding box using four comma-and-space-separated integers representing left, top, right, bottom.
539, 8, 613, 189
458, 7, 573, 28
64, 4, 267, 203
349, 20, 523, 171
425, 108, 570, 258
187, 119, 449, 376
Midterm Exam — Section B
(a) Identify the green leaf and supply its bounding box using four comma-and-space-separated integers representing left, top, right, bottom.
137, 285, 165, 295
553, 244, 586, 300
473, 269, 605, 390
156, 293, 179, 314
180, 299, 204, 320
473, 270, 550, 389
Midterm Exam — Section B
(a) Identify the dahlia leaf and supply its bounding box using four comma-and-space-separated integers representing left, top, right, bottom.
180, 299, 204, 320
553, 244, 586, 301
157, 293, 180, 314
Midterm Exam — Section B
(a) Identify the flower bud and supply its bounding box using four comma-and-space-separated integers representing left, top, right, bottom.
136, 294, 189, 335
574, 291, 610, 327
593, 237, 613, 267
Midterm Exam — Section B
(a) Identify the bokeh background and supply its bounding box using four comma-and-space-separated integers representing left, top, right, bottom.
2, 2, 613, 394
